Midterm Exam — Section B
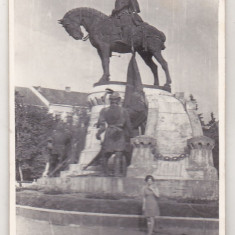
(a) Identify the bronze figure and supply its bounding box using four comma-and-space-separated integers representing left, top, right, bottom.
59, 7, 171, 87
111, 0, 143, 45
46, 121, 72, 177
95, 92, 132, 176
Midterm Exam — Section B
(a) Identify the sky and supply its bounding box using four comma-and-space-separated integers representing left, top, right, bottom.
14, 0, 219, 122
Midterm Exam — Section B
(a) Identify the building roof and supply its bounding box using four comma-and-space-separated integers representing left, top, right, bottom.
33, 86, 88, 107
15, 87, 47, 107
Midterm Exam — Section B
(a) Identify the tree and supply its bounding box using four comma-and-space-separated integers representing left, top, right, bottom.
203, 113, 219, 173
15, 91, 56, 181
207, 112, 216, 127
198, 113, 205, 126
189, 95, 219, 174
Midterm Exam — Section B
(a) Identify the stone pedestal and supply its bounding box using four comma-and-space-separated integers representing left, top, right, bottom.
60, 83, 217, 182
37, 176, 219, 200
127, 135, 190, 179
38, 82, 219, 199
186, 136, 218, 180
144, 89, 193, 156
127, 88, 196, 179
185, 100, 204, 137
127, 135, 157, 178
126, 89, 217, 180
61, 84, 126, 177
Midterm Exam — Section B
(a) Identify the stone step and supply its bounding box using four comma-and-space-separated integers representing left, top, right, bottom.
84, 165, 102, 171
67, 163, 101, 171
60, 169, 102, 178
36, 176, 219, 200
60, 171, 73, 178
59, 162, 103, 178
68, 164, 83, 171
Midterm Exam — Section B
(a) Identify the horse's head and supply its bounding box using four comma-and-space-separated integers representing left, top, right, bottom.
59, 16, 84, 40
60, 8, 109, 41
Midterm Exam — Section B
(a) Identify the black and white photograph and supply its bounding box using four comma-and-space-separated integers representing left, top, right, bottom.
10, 0, 225, 234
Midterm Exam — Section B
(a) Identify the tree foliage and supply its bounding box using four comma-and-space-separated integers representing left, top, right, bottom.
15, 91, 91, 180
15, 91, 56, 181
189, 95, 219, 173
203, 113, 219, 173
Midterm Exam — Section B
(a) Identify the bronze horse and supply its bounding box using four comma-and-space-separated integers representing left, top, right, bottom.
59, 7, 171, 87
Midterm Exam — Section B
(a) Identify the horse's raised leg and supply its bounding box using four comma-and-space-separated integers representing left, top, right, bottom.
97, 48, 110, 84
153, 51, 171, 86
138, 51, 159, 86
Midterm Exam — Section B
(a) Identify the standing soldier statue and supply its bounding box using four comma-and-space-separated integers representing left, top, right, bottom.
96, 92, 132, 177
45, 121, 72, 177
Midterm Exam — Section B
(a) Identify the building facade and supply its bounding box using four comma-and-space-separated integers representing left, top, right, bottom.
16, 86, 89, 122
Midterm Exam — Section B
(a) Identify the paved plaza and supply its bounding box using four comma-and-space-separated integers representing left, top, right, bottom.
16, 216, 218, 235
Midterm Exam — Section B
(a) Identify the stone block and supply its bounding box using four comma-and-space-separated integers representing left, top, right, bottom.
155, 130, 190, 154
152, 159, 189, 179
128, 136, 158, 178
59, 83, 207, 183
157, 113, 191, 131
144, 108, 159, 136
186, 110, 203, 136
143, 88, 194, 160
186, 100, 197, 110
187, 136, 218, 180
174, 92, 185, 99
36, 177, 219, 200
127, 165, 157, 178
158, 101, 186, 113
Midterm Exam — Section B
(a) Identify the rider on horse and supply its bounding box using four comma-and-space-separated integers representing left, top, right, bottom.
111, 0, 143, 45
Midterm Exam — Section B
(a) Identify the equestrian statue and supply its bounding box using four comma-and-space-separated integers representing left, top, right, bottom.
59, 0, 171, 87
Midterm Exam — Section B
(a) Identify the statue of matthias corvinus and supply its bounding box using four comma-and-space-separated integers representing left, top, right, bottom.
59, 0, 171, 88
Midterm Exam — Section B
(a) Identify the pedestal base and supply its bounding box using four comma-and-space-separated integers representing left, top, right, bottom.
186, 166, 218, 180
37, 176, 219, 200
127, 165, 158, 178
60, 149, 102, 177
187, 136, 218, 180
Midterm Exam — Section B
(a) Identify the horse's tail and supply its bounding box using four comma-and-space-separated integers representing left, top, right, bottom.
159, 31, 166, 50
142, 23, 166, 50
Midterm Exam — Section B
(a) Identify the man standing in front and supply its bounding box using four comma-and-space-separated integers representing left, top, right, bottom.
96, 92, 132, 176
